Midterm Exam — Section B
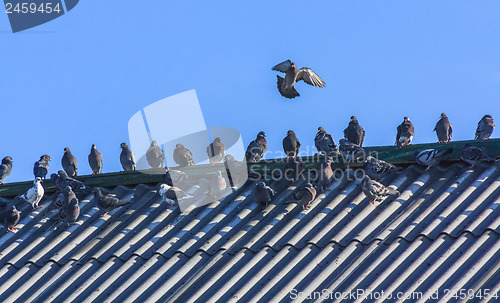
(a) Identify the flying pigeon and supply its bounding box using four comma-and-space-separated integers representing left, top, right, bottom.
396, 117, 414, 147
158, 183, 187, 207
283, 156, 305, 183
245, 131, 267, 162
475, 115, 495, 141
0, 156, 13, 185
344, 116, 365, 146
210, 171, 227, 200
254, 181, 276, 207
34, 155, 51, 179
207, 137, 225, 164
339, 139, 365, 163
51, 170, 86, 192
362, 175, 400, 204
120, 143, 136, 171
88, 144, 103, 175
21, 177, 44, 209
92, 187, 131, 216
317, 157, 334, 193
224, 155, 248, 187
283, 130, 301, 158
146, 140, 165, 169
59, 187, 79, 226
315, 127, 338, 156
173, 144, 194, 167
434, 113, 452, 143
292, 183, 317, 210
415, 148, 453, 170
0, 205, 20, 232
61, 147, 78, 177
364, 156, 399, 180
272, 60, 326, 99
461, 143, 495, 167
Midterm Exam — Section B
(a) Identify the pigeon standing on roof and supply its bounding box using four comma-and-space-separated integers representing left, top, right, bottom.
364, 156, 399, 180
245, 131, 267, 162
339, 139, 365, 163
293, 183, 317, 210
396, 117, 414, 148
88, 144, 103, 175
207, 137, 225, 164
272, 60, 326, 99
165, 169, 189, 187
61, 147, 78, 177
51, 170, 86, 192
210, 171, 227, 200
461, 143, 495, 167
317, 157, 334, 193
475, 115, 495, 141
146, 140, 165, 169
21, 177, 44, 209
254, 181, 276, 207
283, 156, 305, 183
120, 143, 136, 171
173, 144, 195, 167
315, 127, 338, 156
0, 156, 13, 185
415, 148, 453, 170
362, 175, 400, 205
59, 187, 79, 226
0, 205, 20, 232
158, 183, 187, 207
34, 155, 51, 179
344, 116, 365, 147
92, 187, 131, 216
283, 130, 301, 158
434, 113, 452, 143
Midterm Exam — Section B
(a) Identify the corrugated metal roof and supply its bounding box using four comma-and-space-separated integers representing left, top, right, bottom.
0, 160, 499, 302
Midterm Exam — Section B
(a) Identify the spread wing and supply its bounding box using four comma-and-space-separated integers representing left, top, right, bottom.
272, 60, 292, 73
296, 68, 326, 87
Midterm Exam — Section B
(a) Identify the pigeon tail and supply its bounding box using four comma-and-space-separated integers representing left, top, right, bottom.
277, 76, 299, 99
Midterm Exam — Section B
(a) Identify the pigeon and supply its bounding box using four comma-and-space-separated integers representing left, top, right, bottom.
59, 188, 79, 226
245, 131, 267, 162
0, 156, 13, 185
92, 187, 131, 216
396, 117, 414, 147
415, 148, 453, 170
315, 127, 338, 156
158, 183, 187, 207
51, 192, 66, 210
61, 147, 78, 177
173, 144, 194, 167
364, 156, 399, 180
283, 156, 305, 183
434, 113, 452, 143
362, 175, 400, 205
207, 137, 225, 164
88, 144, 103, 175
0, 205, 20, 232
21, 177, 44, 209
317, 157, 334, 193
51, 170, 86, 192
272, 60, 326, 99
210, 171, 227, 200
461, 144, 495, 167
283, 130, 301, 158
34, 155, 51, 179
475, 115, 495, 141
254, 181, 276, 207
344, 116, 365, 147
339, 139, 365, 163
292, 183, 317, 210
146, 140, 165, 169
120, 143, 136, 171
165, 169, 189, 187
224, 155, 248, 187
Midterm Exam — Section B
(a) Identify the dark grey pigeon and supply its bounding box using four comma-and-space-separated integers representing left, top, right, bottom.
283, 156, 305, 183
475, 115, 495, 141
415, 148, 453, 170
173, 144, 194, 167
396, 117, 414, 147
272, 60, 326, 99
254, 181, 276, 207
207, 137, 225, 164
51, 170, 86, 192
434, 113, 452, 143
120, 143, 136, 171
0, 205, 20, 232
362, 175, 400, 205
317, 157, 334, 193
245, 131, 267, 162
59, 188, 79, 226
461, 143, 495, 167
92, 187, 131, 216
146, 140, 165, 169
315, 127, 338, 156
88, 144, 103, 175
283, 130, 301, 158
292, 183, 317, 210
61, 185, 77, 207
34, 155, 51, 179
364, 156, 399, 180
0, 156, 13, 185
339, 139, 365, 163
344, 116, 365, 147
61, 147, 78, 177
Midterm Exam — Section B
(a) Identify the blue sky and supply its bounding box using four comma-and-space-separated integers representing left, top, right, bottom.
1, 1, 499, 182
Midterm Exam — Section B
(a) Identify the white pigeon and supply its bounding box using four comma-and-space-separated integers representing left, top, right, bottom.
415, 148, 453, 170
21, 177, 44, 209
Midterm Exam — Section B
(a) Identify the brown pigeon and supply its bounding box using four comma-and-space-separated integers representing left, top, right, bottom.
272, 60, 325, 99
434, 113, 452, 143
173, 144, 195, 167
344, 116, 365, 146
475, 115, 495, 140
396, 117, 414, 147
146, 140, 165, 168
207, 137, 225, 164
292, 183, 317, 210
